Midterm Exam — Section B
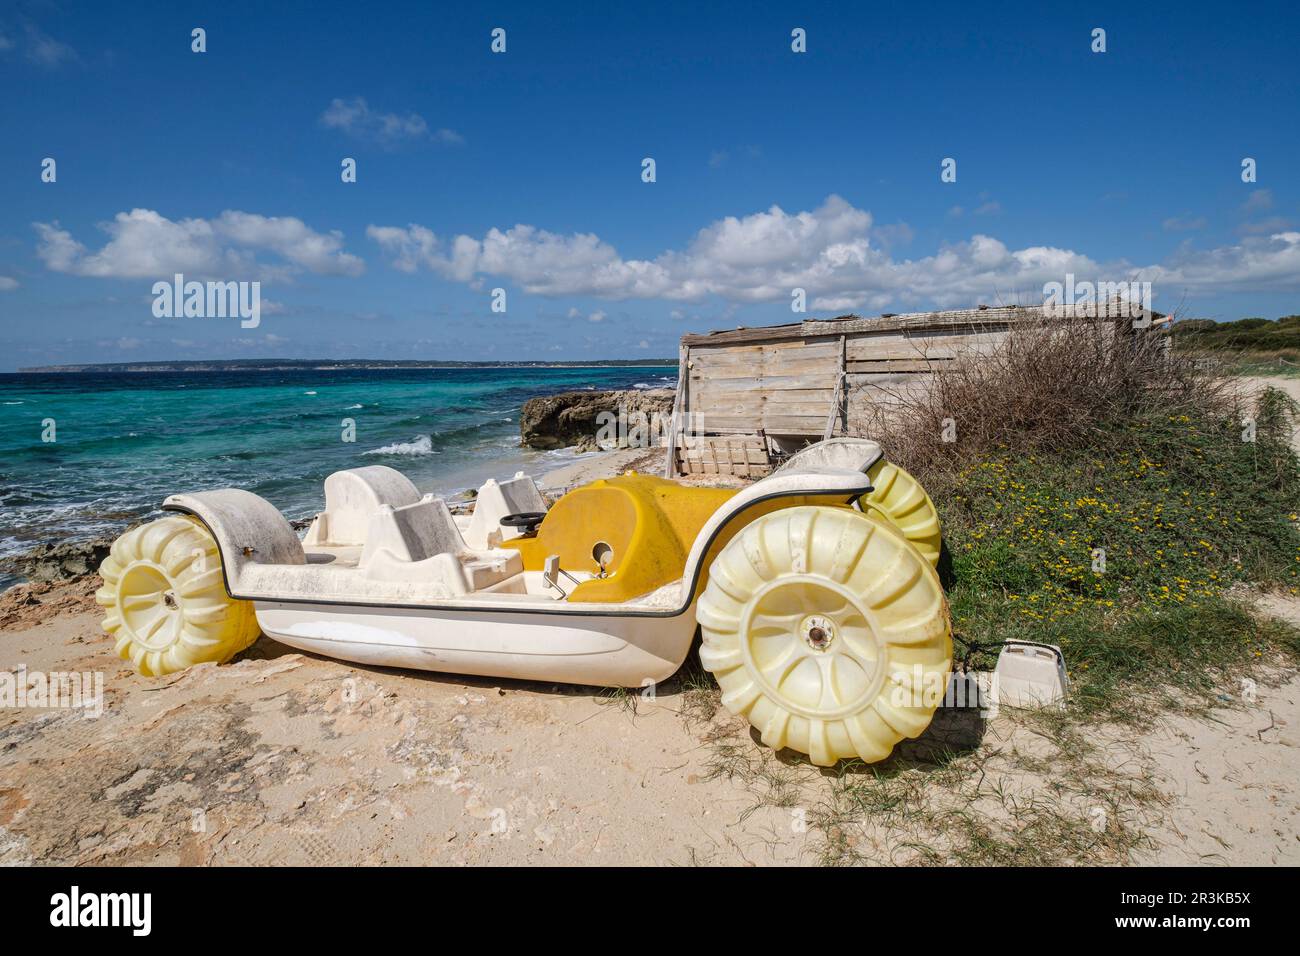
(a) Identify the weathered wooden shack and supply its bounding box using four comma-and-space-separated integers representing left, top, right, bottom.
664, 304, 1159, 478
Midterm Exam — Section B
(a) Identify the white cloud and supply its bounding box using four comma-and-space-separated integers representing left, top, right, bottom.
0, 276, 17, 291
27, 29, 74, 67
370, 194, 1300, 309
0, 23, 77, 68
873, 221, 915, 249
588, 310, 606, 322
1241, 189, 1274, 213
1237, 216, 1295, 236
34, 209, 364, 280
1163, 215, 1207, 232
1144, 231, 1300, 291
320, 97, 462, 148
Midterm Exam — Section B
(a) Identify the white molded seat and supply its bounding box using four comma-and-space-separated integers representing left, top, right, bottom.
360, 496, 465, 567
304, 466, 421, 547
464, 472, 549, 549
359, 494, 523, 594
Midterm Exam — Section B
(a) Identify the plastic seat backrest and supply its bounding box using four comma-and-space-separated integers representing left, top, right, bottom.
464, 472, 549, 549
359, 495, 468, 567
313, 466, 421, 546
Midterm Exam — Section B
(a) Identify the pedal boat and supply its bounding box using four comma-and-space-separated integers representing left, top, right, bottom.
96, 438, 951, 765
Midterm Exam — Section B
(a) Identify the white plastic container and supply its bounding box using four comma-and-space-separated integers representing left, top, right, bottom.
990, 640, 1069, 709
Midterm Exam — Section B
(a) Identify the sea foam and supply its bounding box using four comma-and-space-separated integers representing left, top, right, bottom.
364, 435, 436, 456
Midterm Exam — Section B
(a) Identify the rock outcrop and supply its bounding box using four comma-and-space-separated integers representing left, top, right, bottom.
0, 537, 114, 585
520, 389, 675, 450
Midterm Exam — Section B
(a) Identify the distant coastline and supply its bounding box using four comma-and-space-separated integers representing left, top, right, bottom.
16, 358, 677, 374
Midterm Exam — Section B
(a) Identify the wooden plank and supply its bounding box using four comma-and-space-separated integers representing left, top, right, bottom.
847, 358, 953, 374
845, 333, 1007, 358
760, 420, 827, 435
847, 374, 930, 390
682, 323, 824, 347
691, 344, 840, 368
802, 308, 1039, 338
694, 385, 836, 402
690, 374, 836, 394
663, 342, 688, 478
843, 347, 959, 361
761, 391, 839, 406
696, 413, 826, 433
692, 422, 767, 435
696, 403, 837, 421
692, 335, 840, 354
824, 334, 845, 440
680, 448, 769, 464
899, 329, 1012, 345
681, 457, 769, 468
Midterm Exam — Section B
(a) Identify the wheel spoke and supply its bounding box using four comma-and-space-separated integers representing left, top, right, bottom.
755, 588, 807, 619
814, 595, 855, 619
815, 655, 841, 709
762, 643, 806, 685
748, 612, 803, 636
139, 613, 167, 641
839, 633, 879, 667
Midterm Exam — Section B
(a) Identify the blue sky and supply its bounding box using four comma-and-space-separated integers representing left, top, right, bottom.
1, 0, 1298, 370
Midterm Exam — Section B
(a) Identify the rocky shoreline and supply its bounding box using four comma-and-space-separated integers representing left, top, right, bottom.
520, 388, 674, 451
0, 538, 114, 586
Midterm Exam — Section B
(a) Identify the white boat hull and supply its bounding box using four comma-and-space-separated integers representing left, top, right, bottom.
255, 599, 699, 687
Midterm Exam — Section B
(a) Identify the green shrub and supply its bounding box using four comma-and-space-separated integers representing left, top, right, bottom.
868, 320, 1300, 719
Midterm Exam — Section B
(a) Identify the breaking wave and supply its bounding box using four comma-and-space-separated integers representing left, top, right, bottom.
363, 435, 436, 456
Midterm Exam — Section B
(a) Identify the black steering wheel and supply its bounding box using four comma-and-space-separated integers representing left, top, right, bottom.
499, 511, 547, 536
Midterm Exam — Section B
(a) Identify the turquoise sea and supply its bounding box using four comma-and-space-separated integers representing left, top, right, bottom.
0, 366, 675, 588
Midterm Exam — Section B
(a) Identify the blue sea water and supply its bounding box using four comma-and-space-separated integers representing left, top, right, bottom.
0, 366, 675, 587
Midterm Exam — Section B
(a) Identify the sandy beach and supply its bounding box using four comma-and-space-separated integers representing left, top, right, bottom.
2, 444, 1297, 866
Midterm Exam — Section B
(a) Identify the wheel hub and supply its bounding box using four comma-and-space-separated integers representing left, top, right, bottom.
801, 614, 836, 652
118, 563, 181, 651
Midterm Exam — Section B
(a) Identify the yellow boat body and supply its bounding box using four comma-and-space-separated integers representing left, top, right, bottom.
505, 473, 738, 603
505, 462, 941, 603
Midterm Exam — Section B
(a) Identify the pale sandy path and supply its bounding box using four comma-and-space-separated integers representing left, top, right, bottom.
1241, 375, 1300, 452
1134, 601, 1300, 867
